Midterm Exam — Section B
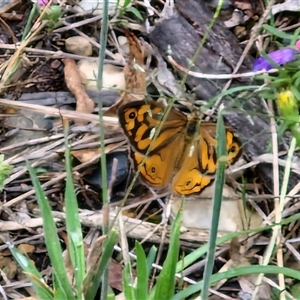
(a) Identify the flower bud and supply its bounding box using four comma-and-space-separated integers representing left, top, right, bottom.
277, 90, 299, 125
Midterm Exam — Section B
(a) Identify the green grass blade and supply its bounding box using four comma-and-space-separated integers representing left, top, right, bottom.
53, 273, 68, 299
152, 199, 182, 300
172, 265, 300, 299
176, 210, 300, 274
64, 123, 85, 296
122, 263, 136, 300
8, 246, 54, 299
135, 241, 149, 299
262, 24, 300, 40
84, 230, 119, 299
205, 85, 262, 109
97, 1, 110, 297
201, 112, 227, 300
22, 3, 37, 41
27, 163, 75, 299
25, 272, 55, 299
146, 246, 157, 278
107, 286, 116, 300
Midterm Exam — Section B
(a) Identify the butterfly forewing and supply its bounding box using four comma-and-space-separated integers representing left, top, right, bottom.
118, 100, 187, 154
118, 100, 188, 188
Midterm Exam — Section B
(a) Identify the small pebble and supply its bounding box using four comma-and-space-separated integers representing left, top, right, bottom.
65, 36, 93, 56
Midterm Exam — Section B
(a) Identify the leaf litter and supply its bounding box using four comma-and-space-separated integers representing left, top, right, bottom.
0, 0, 300, 299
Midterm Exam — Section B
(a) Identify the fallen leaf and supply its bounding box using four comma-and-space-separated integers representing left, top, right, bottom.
0, 255, 18, 279
63, 58, 95, 125
17, 244, 35, 255
71, 148, 101, 163
108, 259, 124, 291
106, 30, 146, 115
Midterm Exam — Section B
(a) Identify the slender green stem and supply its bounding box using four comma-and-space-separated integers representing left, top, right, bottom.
201, 110, 227, 300
97, 1, 109, 300
22, 3, 38, 41
97, 0, 109, 229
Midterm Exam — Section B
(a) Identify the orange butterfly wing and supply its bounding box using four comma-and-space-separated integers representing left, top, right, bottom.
118, 100, 188, 187
118, 101, 242, 194
172, 124, 242, 195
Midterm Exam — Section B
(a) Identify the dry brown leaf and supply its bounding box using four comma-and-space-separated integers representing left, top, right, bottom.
71, 148, 101, 163
229, 238, 272, 299
17, 244, 35, 255
108, 259, 124, 291
63, 58, 95, 125
122, 209, 137, 218
122, 30, 146, 102
86, 235, 106, 273
0, 255, 18, 279
71, 141, 125, 164
106, 30, 146, 116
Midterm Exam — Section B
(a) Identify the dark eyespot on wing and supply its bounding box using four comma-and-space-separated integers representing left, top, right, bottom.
173, 169, 213, 195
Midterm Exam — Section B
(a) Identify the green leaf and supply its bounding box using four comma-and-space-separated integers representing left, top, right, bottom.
27, 164, 75, 299
122, 263, 136, 300
292, 76, 300, 90
84, 230, 119, 299
22, 4, 38, 41
8, 246, 54, 299
205, 85, 261, 110
200, 112, 227, 300
152, 199, 182, 300
64, 123, 85, 297
290, 85, 300, 102
175, 211, 300, 274
290, 27, 300, 46
43, 5, 62, 21
146, 246, 157, 278
127, 6, 143, 20
123, 0, 131, 8
172, 265, 300, 300
263, 24, 299, 40
291, 69, 300, 81
290, 283, 300, 299
9, 246, 47, 281
258, 91, 277, 100
135, 242, 149, 299
53, 273, 68, 300
254, 74, 275, 82
107, 286, 116, 300
273, 77, 291, 86
25, 272, 55, 299
0, 154, 12, 191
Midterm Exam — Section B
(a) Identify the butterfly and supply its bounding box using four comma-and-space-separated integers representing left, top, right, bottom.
118, 100, 242, 195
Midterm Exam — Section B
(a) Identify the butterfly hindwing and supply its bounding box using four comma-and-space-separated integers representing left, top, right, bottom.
172, 127, 242, 195
134, 134, 186, 187
172, 140, 214, 195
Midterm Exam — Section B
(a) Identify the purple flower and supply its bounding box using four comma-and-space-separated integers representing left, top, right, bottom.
253, 48, 298, 71
37, 0, 49, 7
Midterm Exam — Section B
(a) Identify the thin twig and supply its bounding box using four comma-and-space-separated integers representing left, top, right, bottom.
167, 55, 278, 79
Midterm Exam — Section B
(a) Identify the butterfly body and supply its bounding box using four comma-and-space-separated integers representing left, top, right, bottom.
118, 100, 242, 195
